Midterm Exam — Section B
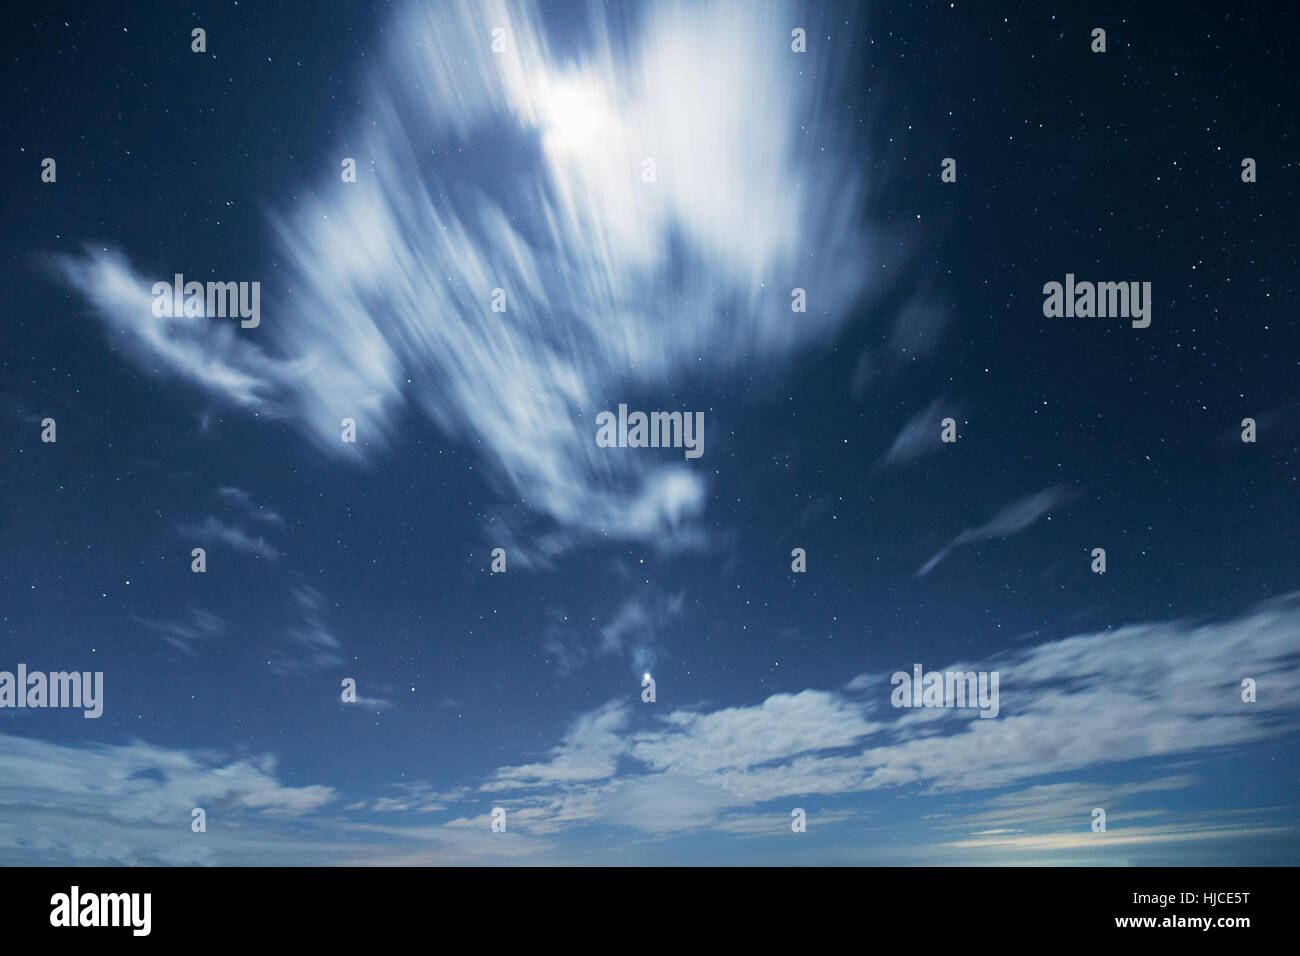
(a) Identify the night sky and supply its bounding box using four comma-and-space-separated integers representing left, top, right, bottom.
1, 0, 1297, 865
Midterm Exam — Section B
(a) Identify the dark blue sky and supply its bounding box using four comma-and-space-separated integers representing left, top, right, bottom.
0, 0, 1296, 865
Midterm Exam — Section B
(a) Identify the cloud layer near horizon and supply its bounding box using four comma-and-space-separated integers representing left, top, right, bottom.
4, 592, 1295, 863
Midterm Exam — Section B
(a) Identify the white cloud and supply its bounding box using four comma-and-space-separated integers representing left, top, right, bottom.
630, 690, 882, 777
917, 485, 1074, 577
52, 249, 284, 410
0, 734, 335, 865
879, 397, 961, 468
2, 596, 1297, 861
215, 486, 284, 526
471, 593, 1300, 832
56, 0, 880, 555
485, 701, 629, 790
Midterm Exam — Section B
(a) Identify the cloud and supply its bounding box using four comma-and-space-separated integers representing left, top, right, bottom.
0, 734, 336, 865
215, 487, 284, 527
0, 736, 554, 865
364, 783, 458, 813
544, 588, 686, 675
939, 820, 1293, 854
1, 596, 1297, 861
852, 295, 951, 402
484, 701, 629, 790
714, 806, 866, 836
630, 691, 882, 777
137, 608, 227, 657
879, 396, 962, 469
469, 593, 1300, 833
594, 774, 743, 833
929, 777, 1200, 833
55, 0, 878, 556
602, 592, 684, 676
50, 249, 285, 410
268, 585, 346, 677
916, 485, 1073, 577
180, 516, 280, 560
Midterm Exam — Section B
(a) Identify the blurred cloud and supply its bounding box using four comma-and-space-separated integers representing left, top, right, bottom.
215, 487, 284, 527
138, 608, 228, 657
916, 485, 1074, 577
179, 516, 280, 561
268, 585, 346, 677
55, 0, 883, 558
879, 396, 963, 469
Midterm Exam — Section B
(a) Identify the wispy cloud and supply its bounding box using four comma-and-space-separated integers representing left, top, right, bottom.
179, 515, 280, 560
363, 783, 459, 813
215, 486, 284, 527
543, 588, 685, 675
50, 249, 284, 410
916, 485, 1074, 577
852, 294, 950, 401
879, 396, 963, 469
138, 608, 227, 657
939, 820, 1294, 854
930, 777, 1200, 834
268, 585, 346, 677
351, 695, 395, 711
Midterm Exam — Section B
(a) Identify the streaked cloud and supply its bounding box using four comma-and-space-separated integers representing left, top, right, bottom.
215, 487, 284, 527
55, 0, 887, 557
138, 608, 227, 657
179, 515, 280, 561
916, 485, 1074, 577
879, 396, 962, 469
268, 585, 346, 677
